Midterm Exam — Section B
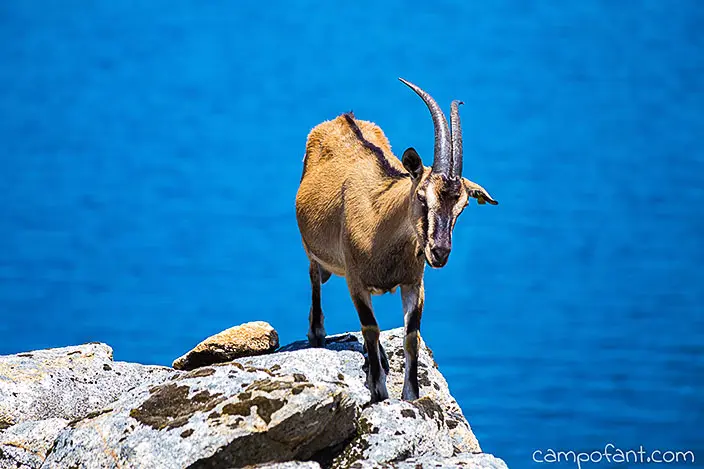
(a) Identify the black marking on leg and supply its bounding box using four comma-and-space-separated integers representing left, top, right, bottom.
353, 290, 389, 403
307, 261, 326, 347
402, 330, 420, 401
355, 296, 377, 328
320, 267, 332, 284
361, 325, 389, 403
379, 342, 390, 374
402, 289, 422, 401
363, 341, 389, 373
406, 309, 421, 333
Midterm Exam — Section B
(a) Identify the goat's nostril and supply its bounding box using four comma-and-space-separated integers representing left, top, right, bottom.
430, 246, 451, 263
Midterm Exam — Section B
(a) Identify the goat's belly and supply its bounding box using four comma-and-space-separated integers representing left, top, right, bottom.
309, 251, 346, 277
296, 178, 347, 274
297, 219, 347, 276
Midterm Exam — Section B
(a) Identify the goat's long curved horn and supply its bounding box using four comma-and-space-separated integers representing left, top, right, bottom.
450, 100, 464, 178
399, 78, 451, 175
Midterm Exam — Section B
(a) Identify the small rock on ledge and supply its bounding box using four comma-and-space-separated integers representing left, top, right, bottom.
173, 321, 280, 371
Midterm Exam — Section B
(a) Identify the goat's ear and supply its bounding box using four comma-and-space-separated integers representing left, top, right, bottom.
402, 147, 423, 180
463, 178, 498, 205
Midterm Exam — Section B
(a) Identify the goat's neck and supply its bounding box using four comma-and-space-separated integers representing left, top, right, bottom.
373, 177, 420, 252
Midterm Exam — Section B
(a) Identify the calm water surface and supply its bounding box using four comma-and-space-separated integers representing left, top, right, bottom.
1, 2, 702, 467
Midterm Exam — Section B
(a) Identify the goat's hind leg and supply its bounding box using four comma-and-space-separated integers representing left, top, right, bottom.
307, 260, 327, 347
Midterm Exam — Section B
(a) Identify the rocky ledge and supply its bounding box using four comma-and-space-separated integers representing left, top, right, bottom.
0, 326, 508, 469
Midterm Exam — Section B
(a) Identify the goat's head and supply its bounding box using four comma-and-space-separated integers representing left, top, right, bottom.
399, 78, 498, 269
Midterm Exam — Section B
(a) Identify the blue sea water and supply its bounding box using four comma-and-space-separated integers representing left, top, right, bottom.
1, 1, 702, 467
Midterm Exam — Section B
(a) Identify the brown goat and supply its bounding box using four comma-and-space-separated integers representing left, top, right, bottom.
295, 79, 497, 402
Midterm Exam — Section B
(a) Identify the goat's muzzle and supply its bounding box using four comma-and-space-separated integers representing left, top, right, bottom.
427, 243, 451, 268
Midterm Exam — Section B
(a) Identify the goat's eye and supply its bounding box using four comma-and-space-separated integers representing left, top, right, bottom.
417, 192, 426, 204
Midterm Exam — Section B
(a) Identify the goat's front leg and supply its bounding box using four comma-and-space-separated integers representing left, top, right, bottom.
349, 284, 389, 403
401, 281, 424, 401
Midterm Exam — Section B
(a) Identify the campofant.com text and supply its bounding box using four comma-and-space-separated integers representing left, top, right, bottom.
533, 444, 694, 468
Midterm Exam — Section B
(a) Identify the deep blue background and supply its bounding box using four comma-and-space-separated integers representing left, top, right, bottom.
1, 1, 702, 467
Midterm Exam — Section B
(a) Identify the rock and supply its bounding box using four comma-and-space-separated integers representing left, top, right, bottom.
377, 329, 481, 454
42, 359, 360, 468
331, 398, 453, 468
173, 321, 280, 371
0, 344, 173, 426
235, 336, 370, 407
282, 329, 481, 454
0, 418, 68, 469
250, 462, 321, 468
2, 327, 507, 468
402, 453, 509, 469
347, 453, 509, 468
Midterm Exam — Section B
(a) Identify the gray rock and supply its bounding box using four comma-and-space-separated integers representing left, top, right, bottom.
240, 337, 370, 407
400, 453, 509, 469
380, 329, 480, 453
3, 328, 504, 468
332, 398, 453, 468
282, 329, 481, 454
42, 360, 360, 468
250, 462, 321, 468
349, 453, 508, 468
0, 418, 68, 469
0, 344, 173, 426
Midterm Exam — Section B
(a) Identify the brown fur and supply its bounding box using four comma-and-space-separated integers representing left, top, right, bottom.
296, 114, 495, 290
296, 114, 423, 291
295, 112, 496, 402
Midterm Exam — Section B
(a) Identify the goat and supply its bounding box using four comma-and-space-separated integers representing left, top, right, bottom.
295, 78, 497, 403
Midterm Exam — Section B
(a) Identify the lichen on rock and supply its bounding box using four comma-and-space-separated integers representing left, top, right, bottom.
331, 398, 453, 468
41, 361, 359, 468
129, 383, 226, 430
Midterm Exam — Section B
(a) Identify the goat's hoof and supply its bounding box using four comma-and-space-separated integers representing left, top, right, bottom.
307, 334, 326, 348
369, 385, 390, 404
367, 372, 389, 403
307, 324, 327, 348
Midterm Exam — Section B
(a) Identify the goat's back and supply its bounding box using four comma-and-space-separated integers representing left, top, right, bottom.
295, 114, 403, 275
